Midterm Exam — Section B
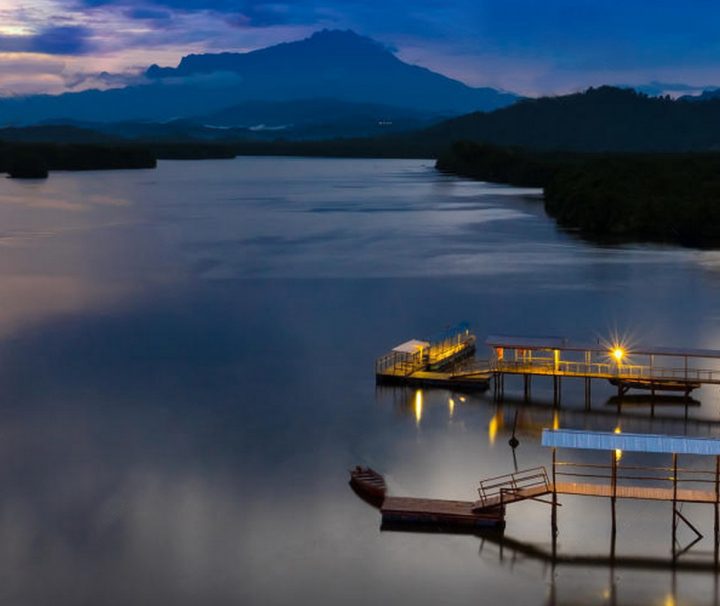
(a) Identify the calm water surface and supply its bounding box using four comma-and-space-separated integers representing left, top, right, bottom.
0, 158, 720, 605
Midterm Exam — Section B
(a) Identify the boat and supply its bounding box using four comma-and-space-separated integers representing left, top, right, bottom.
349, 466, 387, 503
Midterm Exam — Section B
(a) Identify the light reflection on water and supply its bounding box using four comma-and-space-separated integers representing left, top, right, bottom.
0, 158, 717, 604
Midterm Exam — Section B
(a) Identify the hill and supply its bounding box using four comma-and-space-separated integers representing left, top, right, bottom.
423, 86, 720, 152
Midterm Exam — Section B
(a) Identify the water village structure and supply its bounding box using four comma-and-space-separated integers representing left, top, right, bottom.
363, 429, 720, 567
367, 327, 720, 566
375, 327, 720, 401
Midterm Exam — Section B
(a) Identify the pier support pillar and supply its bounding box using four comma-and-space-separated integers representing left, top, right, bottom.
523, 375, 530, 401
551, 448, 558, 560
672, 453, 678, 564
553, 376, 562, 407
715, 456, 719, 569
610, 449, 618, 562
584, 378, 591, 410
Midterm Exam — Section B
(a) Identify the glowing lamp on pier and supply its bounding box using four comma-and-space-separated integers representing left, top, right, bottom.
611, 346, 625, 363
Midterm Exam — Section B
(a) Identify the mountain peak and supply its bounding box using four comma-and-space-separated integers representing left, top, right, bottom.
146, 29, 395, 80
305, 29, 388, 50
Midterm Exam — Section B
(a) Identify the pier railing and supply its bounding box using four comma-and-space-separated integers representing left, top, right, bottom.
477, 466, 551, 508
375, 350, 426, 376
491, 358, 720, 385
554, 460, 720, 497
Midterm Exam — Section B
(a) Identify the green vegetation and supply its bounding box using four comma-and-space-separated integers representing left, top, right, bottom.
0, 142, 156, 177
438, 141, 720, 247
8, 152, 48, 179
427, 86, 720, 152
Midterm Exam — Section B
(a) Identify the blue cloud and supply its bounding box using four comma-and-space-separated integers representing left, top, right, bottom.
0, 25, 93, 55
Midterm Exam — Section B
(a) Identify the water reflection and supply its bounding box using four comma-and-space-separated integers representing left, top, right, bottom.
1, 159, 720, 604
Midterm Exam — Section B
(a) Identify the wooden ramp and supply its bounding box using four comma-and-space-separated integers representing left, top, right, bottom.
473, 467, 553, 511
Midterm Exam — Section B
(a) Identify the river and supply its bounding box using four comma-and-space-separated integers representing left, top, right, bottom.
0, 157, 719, 605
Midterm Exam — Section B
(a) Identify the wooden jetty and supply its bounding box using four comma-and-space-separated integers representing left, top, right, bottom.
467, 429, 720, 564
376, 327, 720, 401
375, 323, 491, 391
382, 496, 504, 529
487, 335, 720, 402
349, 467, 505, 529
357, 430, 720, 564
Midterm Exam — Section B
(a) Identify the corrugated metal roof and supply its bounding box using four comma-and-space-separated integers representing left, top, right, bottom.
486, 335, 720, 359
542, 429, 720, 455
392, 339, 429, 354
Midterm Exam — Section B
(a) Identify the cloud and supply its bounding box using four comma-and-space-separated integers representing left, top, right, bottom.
0, 25, 93, 55
0, 54, 68, 96
2, 0, 720, 97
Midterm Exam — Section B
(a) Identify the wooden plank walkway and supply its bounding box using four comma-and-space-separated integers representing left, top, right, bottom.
381, 496, 504, 528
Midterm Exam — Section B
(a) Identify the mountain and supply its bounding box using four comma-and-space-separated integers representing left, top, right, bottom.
620, 81, 712, 98
0, 30, 518, 126
418, 86, 720, 152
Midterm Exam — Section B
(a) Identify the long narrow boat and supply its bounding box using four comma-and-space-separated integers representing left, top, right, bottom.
349, 466, 387, 502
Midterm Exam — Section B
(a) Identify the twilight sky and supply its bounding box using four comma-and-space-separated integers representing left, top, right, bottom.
1, 0, 720, 97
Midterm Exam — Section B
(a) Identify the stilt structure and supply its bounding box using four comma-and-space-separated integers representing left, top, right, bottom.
487, 335, 720, 402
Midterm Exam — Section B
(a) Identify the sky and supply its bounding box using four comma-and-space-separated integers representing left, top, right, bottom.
1, 0, 720, 97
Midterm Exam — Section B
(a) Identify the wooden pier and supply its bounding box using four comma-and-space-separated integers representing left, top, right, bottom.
356, 430, 720, 565
375, 324, 491, 391
376, 327, 720, 400
381, 496, 504, 529
488, 335, 720, 401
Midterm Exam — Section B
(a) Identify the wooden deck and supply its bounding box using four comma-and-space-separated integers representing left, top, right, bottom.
381, 496, 504, 528
376, 330, 491, 390
376, 369, 491, 390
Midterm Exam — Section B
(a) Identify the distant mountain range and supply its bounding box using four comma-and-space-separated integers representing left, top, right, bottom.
0, 30, 518, 129
8, 81, 720, 157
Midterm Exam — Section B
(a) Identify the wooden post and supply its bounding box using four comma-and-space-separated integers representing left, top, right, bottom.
672, 453, 678, 563
611, 449, 617, 562
715, 456, 719, 569
558, 377, 562, 405
584, 378, 591, 410
551, 447, 558, 560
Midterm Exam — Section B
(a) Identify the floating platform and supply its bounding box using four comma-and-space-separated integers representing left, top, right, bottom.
375, 369, 491, 390
350, 467, 506, 530
382, 496, 504, 529
375, 324, 491, 391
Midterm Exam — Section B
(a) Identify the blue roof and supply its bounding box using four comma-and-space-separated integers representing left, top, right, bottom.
542, 429, 720, 455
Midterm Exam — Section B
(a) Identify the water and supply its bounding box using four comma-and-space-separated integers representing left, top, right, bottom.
0, 157, 719, 604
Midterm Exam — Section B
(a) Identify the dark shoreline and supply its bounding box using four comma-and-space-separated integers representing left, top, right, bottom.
437, 141, 720, 249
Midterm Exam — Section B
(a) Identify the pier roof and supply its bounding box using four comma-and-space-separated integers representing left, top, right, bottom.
542, 428, 720, 456
392, 339, 429, 354
486, 335, 720, 359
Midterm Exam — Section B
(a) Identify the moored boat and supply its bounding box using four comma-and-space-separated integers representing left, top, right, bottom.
349, 466, 387, 502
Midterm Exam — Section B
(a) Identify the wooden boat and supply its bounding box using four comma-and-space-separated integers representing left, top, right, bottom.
349, 466, 387, 502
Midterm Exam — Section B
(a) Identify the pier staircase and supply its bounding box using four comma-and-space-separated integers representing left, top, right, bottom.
472, 467, 552, 511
